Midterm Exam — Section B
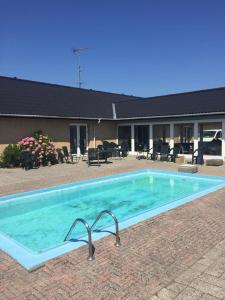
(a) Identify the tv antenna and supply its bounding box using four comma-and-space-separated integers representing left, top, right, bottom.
72, 48, 88, 88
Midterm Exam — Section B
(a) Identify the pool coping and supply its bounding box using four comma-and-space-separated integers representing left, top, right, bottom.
1, 168, 225, 270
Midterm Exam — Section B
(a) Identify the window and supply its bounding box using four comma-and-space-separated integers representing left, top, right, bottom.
216, 131, 222, 139
134, 125, 149, 151
174, 124, 194, 154
199, 123, 222, 155
118, 126, 131, 151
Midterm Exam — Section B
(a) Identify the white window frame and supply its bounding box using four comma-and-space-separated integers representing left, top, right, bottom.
117, 118, 225, 159
69, 123, 88, 156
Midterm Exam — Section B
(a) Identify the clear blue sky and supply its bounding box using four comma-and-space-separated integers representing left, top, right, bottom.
1, 0, 225, 97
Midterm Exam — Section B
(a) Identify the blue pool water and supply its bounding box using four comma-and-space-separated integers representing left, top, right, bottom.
0, 169, 225, 256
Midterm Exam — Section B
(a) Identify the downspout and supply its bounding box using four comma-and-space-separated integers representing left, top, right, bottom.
112, 103, 118, 145
93, 123, 96, 148
112, 103, 117, 119
94, 119, 101, 148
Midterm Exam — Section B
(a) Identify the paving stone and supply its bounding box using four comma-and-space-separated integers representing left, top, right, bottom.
156, 288, 177, 299
203, 248, 225, 261
198, 258, 215, 267
215, 240, 225, 251
150, 296, 160, 300
198, 293, 221, 300
190, 278, 225, 299
175, 263, 208, 284
205, 259, 225, 278
175, 286, 203, 299
166, 281, 187, 294
198, 273, 225, 289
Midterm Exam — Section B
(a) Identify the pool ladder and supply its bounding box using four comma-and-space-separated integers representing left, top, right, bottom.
64, 210, 121, 261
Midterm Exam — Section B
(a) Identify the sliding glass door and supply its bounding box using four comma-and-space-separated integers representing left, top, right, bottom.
70, 126, 78, 154
79, 125, 87, 154
134, 125, 149, 151
70, 124, 88, 155
118, 125, 131, 151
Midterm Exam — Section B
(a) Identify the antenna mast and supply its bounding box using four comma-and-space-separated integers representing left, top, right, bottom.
72, 48, 88, 88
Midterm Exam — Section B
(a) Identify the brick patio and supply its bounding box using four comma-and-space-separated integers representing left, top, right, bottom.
1, 158, 225, 299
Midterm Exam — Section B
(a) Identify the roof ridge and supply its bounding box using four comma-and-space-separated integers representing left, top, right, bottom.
114, 86, 225, 105
0, 75, 139, 99
145, 86, 225, 100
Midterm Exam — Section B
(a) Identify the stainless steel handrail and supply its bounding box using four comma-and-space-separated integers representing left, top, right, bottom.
91, 210, 121, 247
64, 218, 95, 261
64, 210, 121, 262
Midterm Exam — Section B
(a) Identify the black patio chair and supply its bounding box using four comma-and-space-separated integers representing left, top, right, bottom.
146, 147, 156, 161
192, 148, 204, 165
62, 146, 69, 156
103, 142, 116, 158
99, 148, 112, 162
159, 144, 170, 161
109, 142, 118, 148
180, 143, 193, 154
20, 150, 34, 171
102, 141, 118, 159
103, 140, 110, 147
62, 146, 73, 163
204, 139, 221, 155
119, 142, 129, 158
168, 146, 180, 163
136, 144, 147, 160
87, 148, 100, 167
154, 140, 163, 153
56, 148, 64, 163
145, 146, 159, 161
109, 142, 120, 158
97, 144, 104, 151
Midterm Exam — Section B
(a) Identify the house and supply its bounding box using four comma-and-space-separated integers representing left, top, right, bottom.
0, 76, 225, 160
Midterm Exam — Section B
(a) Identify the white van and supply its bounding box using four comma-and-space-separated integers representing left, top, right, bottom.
203, 129, 222, 142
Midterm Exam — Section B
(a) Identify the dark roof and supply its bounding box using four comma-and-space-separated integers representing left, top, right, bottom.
0, 76, 139, 119
0, 76, 225, 120
115, 87, 225, 119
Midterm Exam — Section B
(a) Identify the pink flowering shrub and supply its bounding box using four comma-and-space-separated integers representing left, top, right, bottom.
18, 131, 57, 166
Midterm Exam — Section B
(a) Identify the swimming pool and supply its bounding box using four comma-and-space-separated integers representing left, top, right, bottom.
1, 169, 225, 269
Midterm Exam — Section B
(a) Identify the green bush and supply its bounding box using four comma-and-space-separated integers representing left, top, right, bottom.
32, 130, 44, 140
0, 144, 21, 168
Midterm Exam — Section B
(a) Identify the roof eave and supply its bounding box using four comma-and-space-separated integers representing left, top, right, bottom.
115, 111, 225, 120
0, 114, 115, 121
0, 111, 225, 121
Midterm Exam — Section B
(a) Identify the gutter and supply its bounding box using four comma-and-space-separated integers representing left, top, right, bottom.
0, 111, 225, 121
0, 114, 115, 121
115, 111, 225, 120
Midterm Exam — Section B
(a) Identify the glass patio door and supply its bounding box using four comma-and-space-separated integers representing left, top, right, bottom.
70, 125, 88, 155
134, 125, 149, 151
79, 125, 87, 154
